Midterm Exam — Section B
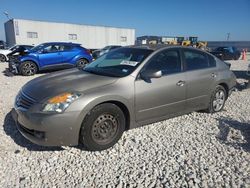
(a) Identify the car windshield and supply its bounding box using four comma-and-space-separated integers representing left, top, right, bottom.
83, 48, 153, 77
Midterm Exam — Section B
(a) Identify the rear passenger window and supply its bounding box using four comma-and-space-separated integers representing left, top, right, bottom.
184, 50, 209, 71
208, 55, 216, 67
59, 45, 72, 51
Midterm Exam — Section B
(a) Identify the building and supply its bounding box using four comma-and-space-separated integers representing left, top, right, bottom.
4, 19, 135, 49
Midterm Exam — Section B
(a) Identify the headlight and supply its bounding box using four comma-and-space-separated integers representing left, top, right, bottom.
43, 92, 80, 113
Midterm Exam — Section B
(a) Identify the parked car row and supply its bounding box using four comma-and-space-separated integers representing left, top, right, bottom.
2, 42, 242, 76
2, 42, 124, 76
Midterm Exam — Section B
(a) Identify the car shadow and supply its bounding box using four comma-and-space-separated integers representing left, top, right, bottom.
232, 70, 250, 91
216, 117, 250, 152
3, 111, 64, 151
2, 68, 15, 77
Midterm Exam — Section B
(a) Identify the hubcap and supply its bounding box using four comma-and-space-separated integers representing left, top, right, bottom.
22, 62, 36, 75
92, 114, 118, 144
77, 59, 88, 68
212, 90, 225, 111
0, 55, 6, 62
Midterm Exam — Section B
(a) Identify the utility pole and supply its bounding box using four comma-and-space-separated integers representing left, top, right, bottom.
226, 33, 230, 41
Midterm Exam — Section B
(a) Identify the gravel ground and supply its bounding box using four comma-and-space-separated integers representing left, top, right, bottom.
0, 60, 249, 187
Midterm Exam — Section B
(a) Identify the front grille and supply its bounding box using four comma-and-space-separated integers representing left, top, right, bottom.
16, 92, 36, 110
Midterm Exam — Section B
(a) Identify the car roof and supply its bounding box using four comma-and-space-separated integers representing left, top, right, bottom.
41, 42, 80, 46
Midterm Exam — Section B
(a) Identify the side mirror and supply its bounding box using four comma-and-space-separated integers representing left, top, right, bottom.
140, 69, 162, 80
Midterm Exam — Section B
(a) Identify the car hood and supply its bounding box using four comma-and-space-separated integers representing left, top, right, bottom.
22, 68, 118, 102
0, 49, 11, 55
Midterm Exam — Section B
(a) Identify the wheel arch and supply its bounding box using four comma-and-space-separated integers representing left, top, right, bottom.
0, 53, 7, 61
99, 100, 131, 131
218, 82, 229, 98
74, 54, 90, 64
21, 59, 40, 70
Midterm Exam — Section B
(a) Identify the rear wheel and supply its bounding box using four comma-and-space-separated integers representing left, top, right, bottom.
19, 61, 38, 76
80, 103, 125, 151
0, 54, 6, 62
76, 58, 88, 68
206, 85, 227, 113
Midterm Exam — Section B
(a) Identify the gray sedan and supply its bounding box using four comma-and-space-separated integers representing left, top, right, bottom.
12, 45, 236, 151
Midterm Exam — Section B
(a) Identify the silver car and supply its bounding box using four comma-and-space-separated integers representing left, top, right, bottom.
12, 45, 236, 151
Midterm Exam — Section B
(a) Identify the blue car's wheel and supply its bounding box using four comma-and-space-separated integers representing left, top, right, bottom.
20, 61, 38, 76
76, 58, 88, 68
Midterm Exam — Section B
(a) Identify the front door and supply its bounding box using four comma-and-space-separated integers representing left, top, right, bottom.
38, 44, 63, 67
135, 49, 186, 123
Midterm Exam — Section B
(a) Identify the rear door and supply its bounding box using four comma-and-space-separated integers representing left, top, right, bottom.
182, 49, 217, 111
135, 48, 187, 122
59, 44, 77, 64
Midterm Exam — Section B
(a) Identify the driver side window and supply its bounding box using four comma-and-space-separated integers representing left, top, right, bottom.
43, 45, 59, 53
145, 50, 182, 75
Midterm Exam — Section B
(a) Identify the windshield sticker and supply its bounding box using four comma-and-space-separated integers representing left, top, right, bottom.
120, 60, 139, 66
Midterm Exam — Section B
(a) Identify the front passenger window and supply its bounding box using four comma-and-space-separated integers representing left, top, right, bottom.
145, 50, 182, 75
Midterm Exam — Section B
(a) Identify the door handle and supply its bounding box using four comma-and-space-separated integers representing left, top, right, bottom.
176, 80, 185, 86
211, 73, 217, 78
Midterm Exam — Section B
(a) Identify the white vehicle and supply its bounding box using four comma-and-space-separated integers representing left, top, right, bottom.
0, 45, 33, 62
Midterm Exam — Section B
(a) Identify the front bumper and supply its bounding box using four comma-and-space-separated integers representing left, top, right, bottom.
11, 108, 82, 146
8, 61, 20, 74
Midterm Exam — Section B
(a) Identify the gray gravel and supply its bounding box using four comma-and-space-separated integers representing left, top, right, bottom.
0, 61, 249, 187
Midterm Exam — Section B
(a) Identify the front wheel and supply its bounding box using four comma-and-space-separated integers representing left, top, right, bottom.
206, 85, 227, 113
76, 58, 88, 68
19, 61, 38, 76
80, 103, 125, 151
0, 54, 6, 62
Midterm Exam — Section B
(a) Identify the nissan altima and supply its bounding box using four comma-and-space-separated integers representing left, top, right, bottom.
12, 45, 236, 151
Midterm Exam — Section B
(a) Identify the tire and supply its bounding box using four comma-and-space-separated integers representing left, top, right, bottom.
0, 54, 6, 62
206, 85, 227, 113
80, 103, 125, 151
76, 58, 88, 68
234, 56, 239, 60
19, 61, 38, 76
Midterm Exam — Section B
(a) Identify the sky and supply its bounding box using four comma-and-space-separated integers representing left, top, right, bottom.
0, 0, 250, 41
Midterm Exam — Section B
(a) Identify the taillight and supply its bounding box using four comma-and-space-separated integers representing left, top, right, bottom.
86, 49, 91, 55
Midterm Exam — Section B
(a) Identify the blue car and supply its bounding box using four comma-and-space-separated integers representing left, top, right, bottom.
9, 42, 92, 76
